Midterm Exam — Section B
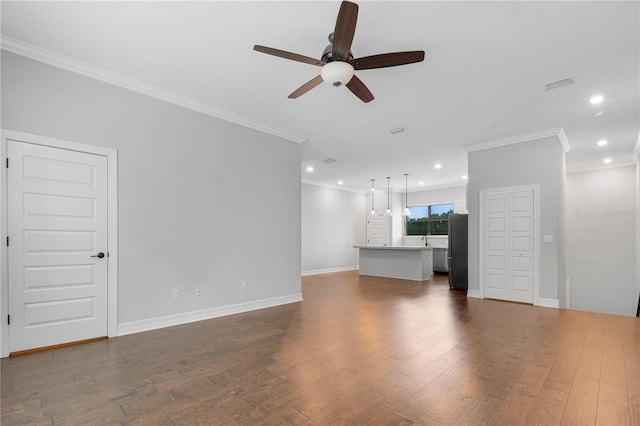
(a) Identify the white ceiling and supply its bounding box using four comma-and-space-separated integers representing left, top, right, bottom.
2, 1, 639, 192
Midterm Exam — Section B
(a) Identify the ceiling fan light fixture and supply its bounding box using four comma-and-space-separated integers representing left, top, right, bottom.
321, 61, 354, 87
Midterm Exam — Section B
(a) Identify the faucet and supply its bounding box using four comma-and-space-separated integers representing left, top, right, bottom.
421, 235, 429, 246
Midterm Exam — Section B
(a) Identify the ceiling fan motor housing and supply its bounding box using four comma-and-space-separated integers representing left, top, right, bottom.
321, 39, 354, 63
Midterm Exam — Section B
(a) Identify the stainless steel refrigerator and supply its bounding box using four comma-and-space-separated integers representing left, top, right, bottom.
448, 213, 468, 290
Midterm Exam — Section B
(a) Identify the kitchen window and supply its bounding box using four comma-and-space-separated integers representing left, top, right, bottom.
406, 203, 454, 235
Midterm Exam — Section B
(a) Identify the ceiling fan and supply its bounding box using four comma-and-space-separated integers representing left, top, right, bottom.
253, 1, 425, 103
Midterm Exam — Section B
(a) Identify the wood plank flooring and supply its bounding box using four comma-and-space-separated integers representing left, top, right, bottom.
2, 271, 639, 425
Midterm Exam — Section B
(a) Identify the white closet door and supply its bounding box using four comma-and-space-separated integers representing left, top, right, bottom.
483, 188, 534, 303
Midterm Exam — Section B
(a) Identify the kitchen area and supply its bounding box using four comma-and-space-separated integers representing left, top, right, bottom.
354, 185, 468, 290
301, 181, 468, 290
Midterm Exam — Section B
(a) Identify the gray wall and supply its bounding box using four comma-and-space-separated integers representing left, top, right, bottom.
2, 51, 302, 324
467, 136, 566, 302
566, 166, 637, 316
302, 183, 365, 273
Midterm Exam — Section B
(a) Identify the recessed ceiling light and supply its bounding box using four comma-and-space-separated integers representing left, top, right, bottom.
594, 111, 605, 117
338, 180, 343, 185
461, 175, 468, 180
306, 166, 314, 172
590, 95, 604, 104
434, 163, 442, 169
419, 181, 424, 185
597, 139, 608, 147
603, 158, 612, 164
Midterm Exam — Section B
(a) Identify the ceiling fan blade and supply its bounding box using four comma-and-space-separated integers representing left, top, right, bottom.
332, 1, 358, 61
350, 51, 425, 70
346, 75, 374, 103
254, 45, 325, 67
288, 75, 324, 99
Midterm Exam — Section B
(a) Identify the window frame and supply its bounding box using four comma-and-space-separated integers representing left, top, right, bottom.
405, 202, 454, 236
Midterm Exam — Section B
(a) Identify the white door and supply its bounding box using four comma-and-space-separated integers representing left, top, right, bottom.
8, 141, 108, 353
366, 214, 390, 246
483, 188, 534, 303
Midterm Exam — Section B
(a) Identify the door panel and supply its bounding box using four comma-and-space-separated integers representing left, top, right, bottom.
488, 274, 505, 289
24, 193, 96, 218
483, 188, 534, 303
8, 141, 108, 353
366, 215, 390, 246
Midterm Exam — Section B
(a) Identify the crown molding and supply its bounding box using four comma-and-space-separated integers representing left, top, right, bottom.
566, 161, 636, 174
407, 183, 467, 193
464, 128, 570, 153
302, 180, 367, 194
1, 36, 307, 144
302, 180, 467, 194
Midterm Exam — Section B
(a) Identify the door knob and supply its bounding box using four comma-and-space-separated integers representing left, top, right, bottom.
91, 252, 105, 259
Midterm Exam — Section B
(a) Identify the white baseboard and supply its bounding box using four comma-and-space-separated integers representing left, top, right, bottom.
537, 297, 560, 308
466, 291, 558, 308
117, 293, 303, 336
466, 289, 482, 299
302, 266, 358, 276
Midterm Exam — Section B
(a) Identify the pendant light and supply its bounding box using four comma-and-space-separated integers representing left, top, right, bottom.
370, 179, 376, 216
402, 173, 412, 216
385, 177, 392, 216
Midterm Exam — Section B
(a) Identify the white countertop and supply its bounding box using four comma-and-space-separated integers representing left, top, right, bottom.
353, 245, 432, 251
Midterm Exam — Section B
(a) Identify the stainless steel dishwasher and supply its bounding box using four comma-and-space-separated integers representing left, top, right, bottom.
432, 248, 449, 273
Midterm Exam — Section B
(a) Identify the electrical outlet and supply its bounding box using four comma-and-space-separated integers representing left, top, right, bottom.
195, 287, 202, 296
241, 281, 247, 291
172, 289, 180, 300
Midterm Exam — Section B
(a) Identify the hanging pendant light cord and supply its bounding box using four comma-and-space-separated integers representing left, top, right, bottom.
403, 174, 411, 216
370, 179, 375, 215
387, 177, 390, 211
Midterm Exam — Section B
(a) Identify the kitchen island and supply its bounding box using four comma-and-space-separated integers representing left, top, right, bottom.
353, 245, 433, 281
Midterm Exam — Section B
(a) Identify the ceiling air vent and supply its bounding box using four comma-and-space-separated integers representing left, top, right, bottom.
542, 76, 576, 91
322, 158, 337, 164
388, 127, 406, 135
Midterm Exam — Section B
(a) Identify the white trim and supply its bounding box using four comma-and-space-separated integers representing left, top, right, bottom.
633, 133, 640, 164
466, 290, 482, 299
302, 180, 367, 194
537, 298, 560, 309
117, 293, 303, 336
1, 36, 307, 145
407, 183, 468, 193
567, 161, 636, 174
465, 128, 570, 153
0, 129, 119, 357
302, 180, 467, 194
478, 184, 541, 305
0, 137, 7, 357
302, 266, 358, 276
557, 129, 571, 153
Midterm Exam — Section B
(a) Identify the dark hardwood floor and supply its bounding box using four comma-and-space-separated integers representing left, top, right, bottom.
2, 271, 639, 425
